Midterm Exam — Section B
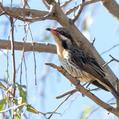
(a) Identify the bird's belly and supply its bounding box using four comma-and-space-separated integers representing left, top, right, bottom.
59, 58, 94, 82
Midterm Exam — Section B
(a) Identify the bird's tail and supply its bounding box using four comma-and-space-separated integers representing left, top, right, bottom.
92, 80, 108, 91
92, 79, 119, 98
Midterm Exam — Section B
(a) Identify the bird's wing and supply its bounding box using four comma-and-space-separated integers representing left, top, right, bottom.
68, 48, 118, 98
68, 48, 105, 80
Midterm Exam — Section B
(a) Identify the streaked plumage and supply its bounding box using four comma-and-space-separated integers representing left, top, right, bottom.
46, 27, 119, 98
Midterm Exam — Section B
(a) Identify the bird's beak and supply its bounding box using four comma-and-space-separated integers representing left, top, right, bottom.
46, 28, 59, 36
46, 28, 61, 46
46, 28, 51, 31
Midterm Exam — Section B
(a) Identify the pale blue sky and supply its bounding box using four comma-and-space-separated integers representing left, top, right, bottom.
0, 0, 119, 119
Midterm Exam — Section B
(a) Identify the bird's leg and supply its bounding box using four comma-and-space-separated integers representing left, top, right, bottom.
90, 88, 100, 91
75, 80, 81, 86
85, 82, 100, 92
82, 82, 88, 87
86, 82, 91, 88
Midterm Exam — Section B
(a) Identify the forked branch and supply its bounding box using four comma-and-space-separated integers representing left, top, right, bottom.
46, 63, 119, 117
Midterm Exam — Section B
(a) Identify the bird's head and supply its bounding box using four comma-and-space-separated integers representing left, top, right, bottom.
46, 27, 73, 50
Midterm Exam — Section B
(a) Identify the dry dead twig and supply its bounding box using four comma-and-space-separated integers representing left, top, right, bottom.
56, 89, 77, 99
61, 0, 73, 8
10, 17, 16, 119
103, 55, 119, 67
72, 0, 102, 22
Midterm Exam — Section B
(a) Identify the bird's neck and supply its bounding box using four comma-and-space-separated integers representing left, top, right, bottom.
55, 43, 68, 59
56, 43, 64, 57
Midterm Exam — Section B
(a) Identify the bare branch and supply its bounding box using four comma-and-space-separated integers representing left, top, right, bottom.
91, 38, 96, 46
0, 40, 56, 53
48, 93, 72, 119
72, 0, 102, 22
101, 44, 119, 55
61, 0, 73, 8
0, 3, 56, 22
10, 18, 16, 119
103, 55, 119, 67
102, 59, 114, 67
109, 55, 119, 63
46, 63, 119, 117
87, 98, 115, 119
42, 0, 50, 9
72, 1, 85, 22
65, 5, 78, 15
103, 0, 119, 20
56, 89, 77, 99
24, 3, 56, 22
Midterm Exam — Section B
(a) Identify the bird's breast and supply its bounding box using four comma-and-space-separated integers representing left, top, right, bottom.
58, 53, 95, 82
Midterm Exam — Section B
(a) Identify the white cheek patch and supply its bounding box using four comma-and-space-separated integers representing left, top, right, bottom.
60, 34, 72, 47
60, 34, 69, 41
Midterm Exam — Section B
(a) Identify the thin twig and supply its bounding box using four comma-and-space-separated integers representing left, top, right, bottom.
116, 80, 119, 112
87, 97, 115, 119
28, 25, 37, 85
61, 0, 73, 8
23, 52, 28, 85
101, 44, 119, 55
72, 0, 85, 22
47, 93, 73, 119
109, 55, 119, 63
0, 102, 55, 118
10, 18, 16, 91
10, 17, 15, 111
19, 53, 23, 84
21, 0, 30, 8
72, 0, 102, 22
65, 5, 79, 15
25, 3, 56, 22
0, 103, 26, 113
92, 38, 96, 46
103, 55, 119, 67
56, 89, 77, 99
10, 17, 16, 119
0, 3, 55, 23
102, 59, 114, 67
42, 0, 50, 9
6, 49, 10, 81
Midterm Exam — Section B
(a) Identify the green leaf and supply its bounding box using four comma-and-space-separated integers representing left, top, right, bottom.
26, 104, 39, 114
0, 97, 7, 111
80, 106, 92, 119
0, 82, 7, 90
15, 114, 21, 119
16, 84, 27, 103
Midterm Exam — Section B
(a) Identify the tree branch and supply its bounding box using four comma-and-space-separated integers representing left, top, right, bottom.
0, 3, 55, 22
0, 40, 56, 53
61, 0, 73, 8
46, 63, 119, 117
0, 0, 119, 116
103, 0, 119, 20
72, 0, 102, 22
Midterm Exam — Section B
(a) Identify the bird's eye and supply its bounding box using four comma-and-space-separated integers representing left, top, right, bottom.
62, 40, 68, 49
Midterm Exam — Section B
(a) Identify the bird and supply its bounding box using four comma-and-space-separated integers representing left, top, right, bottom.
46, 27, 119, 98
